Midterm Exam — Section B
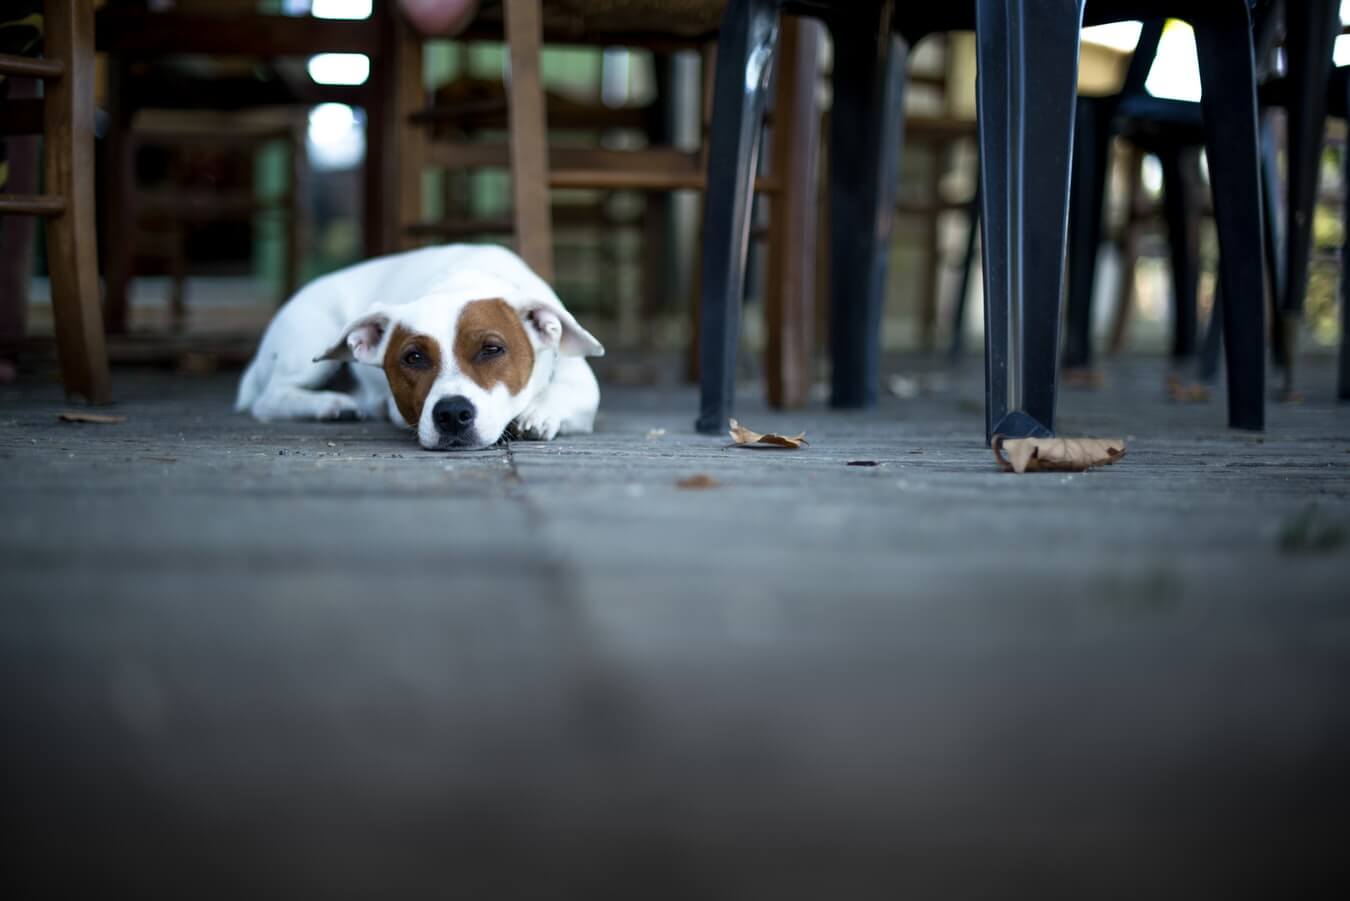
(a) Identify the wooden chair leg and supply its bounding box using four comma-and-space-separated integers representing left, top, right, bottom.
503, 0, 554, 281
394, 16, 425, 250
44, 0, 110, 404
362, 1, 398, 256
764, 16, 821, 409
1107, 145, 1144, 356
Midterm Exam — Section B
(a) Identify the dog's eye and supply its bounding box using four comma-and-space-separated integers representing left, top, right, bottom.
402, 348, 429, 369
478, 344, 504, 360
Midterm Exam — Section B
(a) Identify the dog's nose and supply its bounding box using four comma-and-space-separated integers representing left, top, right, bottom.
432, 396, 476, 435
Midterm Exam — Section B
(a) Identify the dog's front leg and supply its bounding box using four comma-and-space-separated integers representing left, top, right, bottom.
512, 357, 599, 440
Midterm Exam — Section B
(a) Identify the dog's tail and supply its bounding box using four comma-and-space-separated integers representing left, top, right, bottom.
234, 355, 268, 413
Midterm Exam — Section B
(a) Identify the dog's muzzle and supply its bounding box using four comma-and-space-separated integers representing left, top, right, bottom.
431, 395, 480, 448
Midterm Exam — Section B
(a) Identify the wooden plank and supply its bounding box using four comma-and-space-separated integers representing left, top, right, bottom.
0, 194, 66, 216
503, 0, 555, 280
422, 142, 778, 191
43, 0, 111, 404
0, 52, 64, 79
764, 18, 823, 409
95, 10, 380, 57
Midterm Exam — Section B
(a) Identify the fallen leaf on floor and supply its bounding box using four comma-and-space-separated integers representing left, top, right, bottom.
992, 435, 1126, 474
727, 418, 808, 450
676, 473, 720, 490
646, 428, 667, 439
1063, 368, 1106, 388
1278, 389, 1305, 405
847, 460, 880, 467
59, 411, 125, 424
1166, 373, 1211, 403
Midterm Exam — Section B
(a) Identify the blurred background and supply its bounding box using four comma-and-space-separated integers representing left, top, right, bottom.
10, 0, 1346, 381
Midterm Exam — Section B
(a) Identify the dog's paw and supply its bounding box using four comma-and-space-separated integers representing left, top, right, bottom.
512, 407, 561, 441
316, 393, 363, 421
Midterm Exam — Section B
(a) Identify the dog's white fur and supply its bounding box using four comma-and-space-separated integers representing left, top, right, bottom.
235, 244, 603, 449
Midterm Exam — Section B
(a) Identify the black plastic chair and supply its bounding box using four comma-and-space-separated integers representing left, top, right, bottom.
698, 1, 1085, 441
697, 0, 1269, 441
1063, 21, 1207, 370
1068, 1, 1336, 409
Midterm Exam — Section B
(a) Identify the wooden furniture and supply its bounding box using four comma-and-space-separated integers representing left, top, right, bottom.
113, 114, 306, 333
96, 0, 396, 333
395, 0, 824, 408
0, 0, 110, 403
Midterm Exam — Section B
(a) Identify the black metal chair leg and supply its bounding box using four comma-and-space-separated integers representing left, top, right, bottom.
1063, 95, 1112, 371
1195, 4, 1265, 431
1159, 146, 1200, 360
975, 0, 1084, 441
827, 2, 903, 409
948, 176, 980, 362
696, 0, 782, 434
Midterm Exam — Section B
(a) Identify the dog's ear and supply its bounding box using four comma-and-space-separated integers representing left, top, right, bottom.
313, 310, 392, 365
523, 303, 604, 357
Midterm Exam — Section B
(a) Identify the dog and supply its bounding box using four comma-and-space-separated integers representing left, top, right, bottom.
235, 244, 603, 450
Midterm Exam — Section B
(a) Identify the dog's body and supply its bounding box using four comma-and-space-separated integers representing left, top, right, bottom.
236, 244, 603, 450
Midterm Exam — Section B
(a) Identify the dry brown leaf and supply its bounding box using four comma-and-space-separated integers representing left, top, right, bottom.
1166, 373, 1211, 403
59, 411, 125, 424
992, 435, 1126, 474
727, 418, 808, 450
676, 473, 720, 490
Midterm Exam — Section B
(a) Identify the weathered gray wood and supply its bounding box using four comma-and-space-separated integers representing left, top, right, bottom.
1, 357, 1347, 897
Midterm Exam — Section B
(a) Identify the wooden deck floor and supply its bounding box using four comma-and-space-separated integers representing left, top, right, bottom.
2, 356, 1348, 898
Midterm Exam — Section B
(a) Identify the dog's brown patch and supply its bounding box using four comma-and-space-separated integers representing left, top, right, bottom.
383, 325, 442, 426
454, 299, 534, 395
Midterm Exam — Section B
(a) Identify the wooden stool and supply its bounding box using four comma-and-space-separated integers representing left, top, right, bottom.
0, 0, 110, 403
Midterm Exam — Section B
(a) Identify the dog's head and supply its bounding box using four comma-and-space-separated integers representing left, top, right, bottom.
316, 292, 602, 450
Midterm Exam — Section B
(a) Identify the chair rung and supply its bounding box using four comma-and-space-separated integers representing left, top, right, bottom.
0, 53, 64, 80
0, 194, 66, 216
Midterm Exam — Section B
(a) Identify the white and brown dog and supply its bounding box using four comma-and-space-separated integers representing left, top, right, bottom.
235, 244, 603, 450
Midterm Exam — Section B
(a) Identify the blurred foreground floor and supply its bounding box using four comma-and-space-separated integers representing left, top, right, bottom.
2, 357, 1349, 898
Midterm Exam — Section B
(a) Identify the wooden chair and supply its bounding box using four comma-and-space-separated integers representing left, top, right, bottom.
96, 0, 396, 333
395, 0, 824, 408
0, 0, 110, 403
115, 114, 306, 333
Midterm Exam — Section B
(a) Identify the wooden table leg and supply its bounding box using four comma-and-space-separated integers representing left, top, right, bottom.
766, 16, 815, 407
44, 0, 110, 404
394, 16, 425, 251
764, 16, 822, 408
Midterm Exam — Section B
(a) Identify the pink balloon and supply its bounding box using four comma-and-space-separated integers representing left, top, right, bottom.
399, 0, 480, 36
